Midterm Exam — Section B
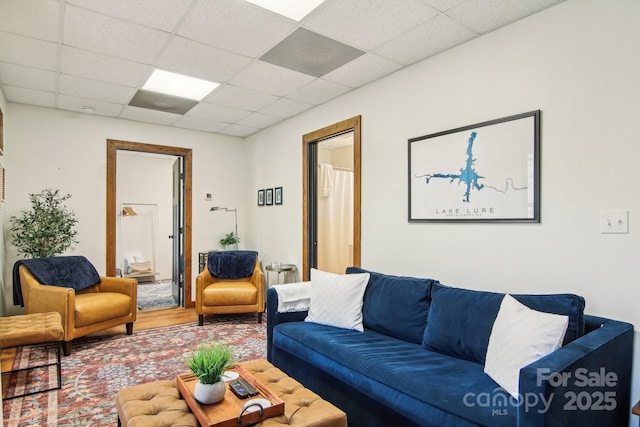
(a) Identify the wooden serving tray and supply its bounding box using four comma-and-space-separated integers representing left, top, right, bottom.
176, 366, 285, 427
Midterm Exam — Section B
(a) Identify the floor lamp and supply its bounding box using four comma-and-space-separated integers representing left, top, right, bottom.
210, 206, 238, 249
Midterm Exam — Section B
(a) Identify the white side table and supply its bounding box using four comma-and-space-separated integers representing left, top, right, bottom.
265, 263, 296, 287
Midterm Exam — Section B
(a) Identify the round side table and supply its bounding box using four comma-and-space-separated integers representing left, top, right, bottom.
265, 263, 296, 287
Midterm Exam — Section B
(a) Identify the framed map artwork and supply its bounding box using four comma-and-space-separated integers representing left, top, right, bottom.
408, 110, 540, 222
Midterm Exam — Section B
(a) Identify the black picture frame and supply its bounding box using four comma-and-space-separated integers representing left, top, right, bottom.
274, 187, 283, 205
257, 189, 265, 206
265, 188, 273, 206
408, 110, 540, 222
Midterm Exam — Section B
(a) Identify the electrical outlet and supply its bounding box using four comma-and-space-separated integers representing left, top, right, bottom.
205, 193, 212, 201
600, 210, 628, 234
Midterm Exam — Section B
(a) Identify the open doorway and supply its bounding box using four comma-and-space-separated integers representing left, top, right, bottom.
106, 140, 193, 309
302, 116, 362, 280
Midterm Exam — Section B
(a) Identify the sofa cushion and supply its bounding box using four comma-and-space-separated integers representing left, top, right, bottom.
273, 322, 515, 427
484, 294, 569, 398
305, 269, 370, 331
422, 283, 585, 364
346, 267, 436, 344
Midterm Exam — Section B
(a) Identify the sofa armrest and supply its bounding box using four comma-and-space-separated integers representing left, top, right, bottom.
518, 315, 633, 427
98, 276, 137, 298
266, 287, 308, 362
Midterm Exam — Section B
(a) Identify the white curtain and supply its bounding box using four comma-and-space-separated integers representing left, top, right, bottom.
318, 164, 354, 274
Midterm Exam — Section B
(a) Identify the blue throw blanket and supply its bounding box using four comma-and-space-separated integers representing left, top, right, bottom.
13, 256, 101, 307
208, 250, 258, 279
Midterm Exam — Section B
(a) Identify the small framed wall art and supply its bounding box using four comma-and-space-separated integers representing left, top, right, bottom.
257, 189, 265, 206
265, 188, 273, 206
274, 187, 283, 205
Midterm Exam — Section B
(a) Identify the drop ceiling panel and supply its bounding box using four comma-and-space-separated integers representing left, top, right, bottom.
60, 46, 150, 87
230, 61, 315, 97
156, 37, 252, 83
186, 102, 252, 123
67, 0, 193, 32
0, 33, 58, 70
304, 0, 439, 50
286, 79, 351, 105
236, 112, 283, 129
374, 14, 477, 65
204, 85, 279, 111
174, 115, 230, 133
2, 85, 56, 107
58, 74, 136, 104
219, 123, 260, 137
0, 0, 60, 42
0, 63, 56, 92
178, 0, 296, 57
57, 93, 124, 116
121, 105, 182, 125
323, 53, 403, 88
446, 0, 562, 33
258, 98, 314, 118
63, 6, 170, 64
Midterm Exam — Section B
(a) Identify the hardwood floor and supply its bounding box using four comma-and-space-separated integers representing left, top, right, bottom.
1, 307, 197, 397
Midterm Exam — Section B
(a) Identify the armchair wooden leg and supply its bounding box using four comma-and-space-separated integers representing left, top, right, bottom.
126, 322, 133, 335
63, 341, 72, 356
198, 315, 204, 326
257, 312, 263, 323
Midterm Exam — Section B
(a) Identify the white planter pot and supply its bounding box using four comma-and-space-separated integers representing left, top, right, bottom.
194, 381, 226, 404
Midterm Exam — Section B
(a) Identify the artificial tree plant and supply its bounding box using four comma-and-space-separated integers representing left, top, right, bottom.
9, 188, 79, 258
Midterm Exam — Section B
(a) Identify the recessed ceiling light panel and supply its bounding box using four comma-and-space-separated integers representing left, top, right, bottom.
142, 69, 219, 101
246, 0, 325, 21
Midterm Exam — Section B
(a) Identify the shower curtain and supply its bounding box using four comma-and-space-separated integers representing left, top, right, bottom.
318, 163, 354, 274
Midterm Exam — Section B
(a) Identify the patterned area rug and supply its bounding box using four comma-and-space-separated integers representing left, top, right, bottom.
3, 314, 266, 426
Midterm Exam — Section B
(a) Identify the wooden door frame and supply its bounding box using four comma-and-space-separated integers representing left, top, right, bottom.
302, 116, 362, 281
106, 139, 194, 308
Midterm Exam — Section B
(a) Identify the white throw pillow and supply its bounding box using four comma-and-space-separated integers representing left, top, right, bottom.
304, 268, 370, 331
484, 294, 569, 399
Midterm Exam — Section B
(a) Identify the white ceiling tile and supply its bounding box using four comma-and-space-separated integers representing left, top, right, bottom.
173, 116, 230, 133
230, 61, 315, 97
304, 0, 439, 50
323, 53, 403, 88
58, 74, 136, 104
218, 123, 260, 137
61, 46, 151, 87
156, 37, 252, 83
204, 85, 279, 111
258, 98, 313, 118
0, 33, 58, 70
287, 79, 351, 105
2, 85, 56, 107
63, 5, 170, 64
236, 112, 283, 129
421, 0, 467, 12
178, 0, 296, 57
0, 63, 56, 92
67, 0, 193, 32
374, 14, 477, 65
121, 105, 182, 125
0, 0, 60, 42
186, 102, 252, 123
446, 0, 563, 34
57, 93, 124, 116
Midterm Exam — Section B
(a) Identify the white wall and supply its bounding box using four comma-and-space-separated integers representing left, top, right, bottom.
247, 0, 640, 420
2, 104, 251, 313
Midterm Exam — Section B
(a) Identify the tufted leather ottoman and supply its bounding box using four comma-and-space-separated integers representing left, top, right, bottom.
116, 359, 346, 427
241, 359, 347, 427
115, 379, 198, 427
0, 312, 64, 399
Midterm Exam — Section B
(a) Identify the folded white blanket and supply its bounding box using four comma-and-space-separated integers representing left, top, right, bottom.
273, 282, 311, 313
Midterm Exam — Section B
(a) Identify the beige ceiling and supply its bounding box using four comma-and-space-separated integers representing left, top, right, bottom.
0, 0, 564, 137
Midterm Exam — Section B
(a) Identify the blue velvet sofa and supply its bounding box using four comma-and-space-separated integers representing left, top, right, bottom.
266, 267, 634, 427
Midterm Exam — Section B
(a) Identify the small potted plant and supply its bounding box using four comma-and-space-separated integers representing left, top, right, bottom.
219, 231, 239, 250
184, 341, 237, 404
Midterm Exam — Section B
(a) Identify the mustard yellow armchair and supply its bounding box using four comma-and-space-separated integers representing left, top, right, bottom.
18, 265, 137, 356
196, 252, 264, 325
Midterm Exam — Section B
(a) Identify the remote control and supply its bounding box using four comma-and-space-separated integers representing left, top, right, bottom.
230, 377, 259, 399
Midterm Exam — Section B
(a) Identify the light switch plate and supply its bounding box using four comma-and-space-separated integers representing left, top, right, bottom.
600, 210, 628, 234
